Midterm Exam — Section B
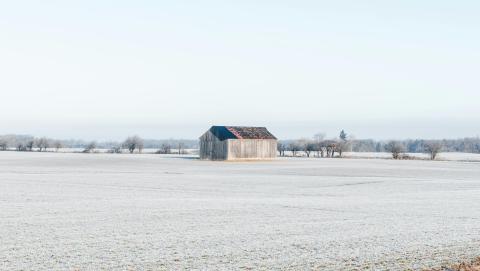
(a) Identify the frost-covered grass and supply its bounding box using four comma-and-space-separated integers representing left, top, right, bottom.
1, 152, 480, 270
427, 257, 480, 271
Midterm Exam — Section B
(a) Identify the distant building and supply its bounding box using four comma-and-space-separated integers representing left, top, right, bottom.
199, 126, 277, 160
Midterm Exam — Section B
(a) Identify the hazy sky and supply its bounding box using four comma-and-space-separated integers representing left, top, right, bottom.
1, 1, 479, 140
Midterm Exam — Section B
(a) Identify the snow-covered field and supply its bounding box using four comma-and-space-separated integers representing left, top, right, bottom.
1, 152, 479, 270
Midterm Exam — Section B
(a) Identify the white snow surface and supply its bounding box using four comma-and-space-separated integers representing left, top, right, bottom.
1, 152, 479, 270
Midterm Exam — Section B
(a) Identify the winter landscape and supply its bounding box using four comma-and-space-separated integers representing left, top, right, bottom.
3, 1, 480, 270
1, 151, 480, 270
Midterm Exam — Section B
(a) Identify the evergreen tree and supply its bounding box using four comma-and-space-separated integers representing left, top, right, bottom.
339, 130, 347, 141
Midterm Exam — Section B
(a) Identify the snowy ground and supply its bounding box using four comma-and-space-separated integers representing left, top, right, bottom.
1, 152, 479, 270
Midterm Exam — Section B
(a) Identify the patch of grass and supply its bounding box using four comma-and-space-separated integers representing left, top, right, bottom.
427, 257, 480, 271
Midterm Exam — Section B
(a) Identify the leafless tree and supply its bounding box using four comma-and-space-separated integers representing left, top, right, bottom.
385, 141, 405, 159
123, 135, 144, 154
35, 137, 49, 152
82, 141, 97, 153
177, 142, 185, 155
26, 140, 34, 151
307, 143, 317, 157
107, 145, 122, 153
288, 142, 301, 157
34, 138, 41, 152
16, 143, 27, 151
336, 140, 350, 158
300, 139, 315, 158
157, 143, 171, 154
313, 133, 326, 157
54, 141, 63, 152
137, 139, 144, 153
0, 140, 7, 151
424, 141, 442, 160
277, 142, 286, 157
329, 142, 337, 157
315, 141, 327, 157
323, 140, 337, 157
319, 144, 326, 157
336, 130, 351, 158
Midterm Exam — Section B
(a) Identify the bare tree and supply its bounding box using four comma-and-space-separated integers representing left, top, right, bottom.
299, 139, 315, 158
137, 138, 144, 153
315, 141, 327, 158
16, 143, 27, 151
329, 142, 337, 157
82, 141, 97, 153
313, 133, 326, 157
424, 140, 442, 160
307, 143, 316, 157
336, 130, 351, 157
323, 140, 337, 157
0, 140, 7, 151
26, 140, 34, 151
107, 145, 122, 153
123, 136, 144, 154
319, 142, 326, 157
177, 142, 185, 155
336, 140, 350, 158
34, 138, 41, 152
277, 141, 286, 157
288, 142, 300, 157
385, 141, 405, 159
54, 141, 63, 152
157, 143, 171, 154
35, 137, 49, 152
33, 138, 39, 152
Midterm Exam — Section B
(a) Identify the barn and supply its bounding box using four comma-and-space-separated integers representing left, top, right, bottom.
199, 126, 277, 160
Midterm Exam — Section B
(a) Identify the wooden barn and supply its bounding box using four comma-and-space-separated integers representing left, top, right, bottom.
199, 126, 277, 160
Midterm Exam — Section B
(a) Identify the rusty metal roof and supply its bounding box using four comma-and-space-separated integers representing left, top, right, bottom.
208, 126, 277, 141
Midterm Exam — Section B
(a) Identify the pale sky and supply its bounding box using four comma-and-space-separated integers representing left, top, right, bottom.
1, 1, 479, 140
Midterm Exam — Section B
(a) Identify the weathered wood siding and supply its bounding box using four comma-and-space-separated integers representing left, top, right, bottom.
227, 139, 277, 160
200, 130, 277, 160
199, 131, 228, 160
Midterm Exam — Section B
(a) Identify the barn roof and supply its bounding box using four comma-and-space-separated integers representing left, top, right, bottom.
208, 126, 277, 141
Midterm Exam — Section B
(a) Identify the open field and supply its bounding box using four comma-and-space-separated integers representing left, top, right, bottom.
1, 152, 480, 270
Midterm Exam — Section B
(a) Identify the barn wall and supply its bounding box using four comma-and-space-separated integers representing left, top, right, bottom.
199, 131, 228, 160
227, 139, 277, 160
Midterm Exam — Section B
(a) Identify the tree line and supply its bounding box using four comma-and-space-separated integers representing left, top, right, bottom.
277, 130, 351, 158
2, 132, 480, 160
278, 131, 480, 160
0, 135, 64, 152
0, 134, 193, 154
